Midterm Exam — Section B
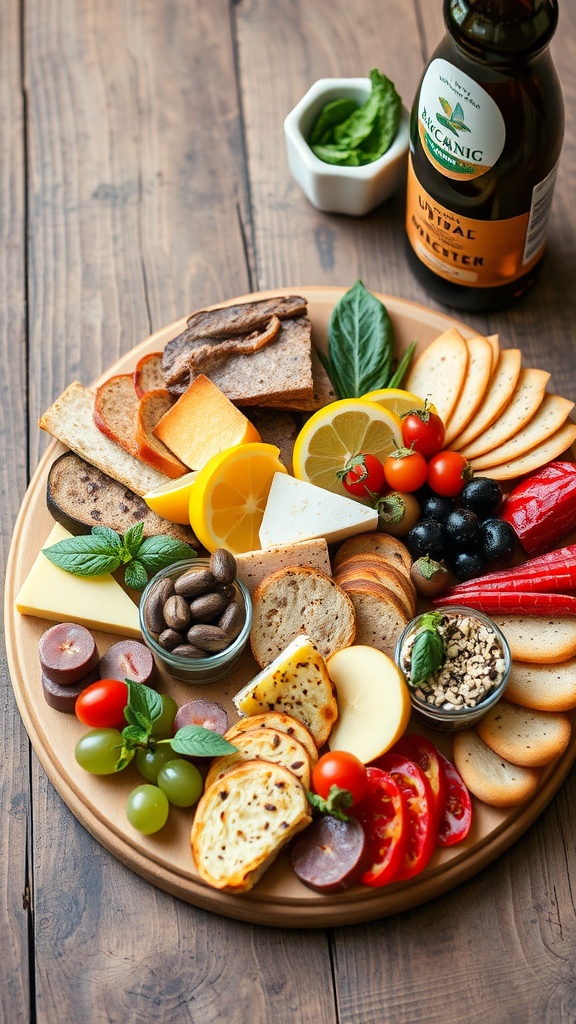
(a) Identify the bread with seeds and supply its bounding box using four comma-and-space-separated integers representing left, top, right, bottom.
205, 728, 311, 790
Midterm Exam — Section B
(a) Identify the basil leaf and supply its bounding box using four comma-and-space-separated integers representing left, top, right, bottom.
138, 536, 197, 573
387, 340, 417, 389
310, 98, 359, 146
169, 725, 238, 757
334, 88, 380, 149
410, 624, 445, 686
123, 522, 145, 558
307, 785, 353, 822
124, 560, 148, 590
124, 680, 163, 736
311, 143, 362, 166
92, 526, 123, 550
359, 69, 402, 160
328, 279, 394, 399
42, 534, 123, 576
309, 68, 401, 167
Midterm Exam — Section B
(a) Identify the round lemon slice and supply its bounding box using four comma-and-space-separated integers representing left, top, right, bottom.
292, 399, 403, 497
143, 472, 199, 525
361, 387, 434, 418
189, 443, 287, 554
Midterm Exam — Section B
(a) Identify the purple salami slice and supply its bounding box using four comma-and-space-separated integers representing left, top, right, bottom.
99, 640, 155, 686
291, 815, 367, 894
173, 700, 228, 738
39, 622, 99, 685
41, 666, 100, 713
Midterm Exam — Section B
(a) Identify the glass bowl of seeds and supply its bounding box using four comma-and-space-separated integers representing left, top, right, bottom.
394, 606, 511, 732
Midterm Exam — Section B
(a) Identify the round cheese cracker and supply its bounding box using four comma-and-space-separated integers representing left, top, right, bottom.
505, 660, 576, 713
453, 729, 541, 807
476, 699, 571, 767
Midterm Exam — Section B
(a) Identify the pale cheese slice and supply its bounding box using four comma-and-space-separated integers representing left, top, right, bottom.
405, 328, 468, 424
461, 368, 550, 460
470, 393, 574, 470
450, 349, 522, 450
259, 473, 377, 548
444, 334, 493, 445
15, 523, 141, 637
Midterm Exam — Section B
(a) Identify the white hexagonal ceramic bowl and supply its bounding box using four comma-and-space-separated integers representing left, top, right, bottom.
284, 77, 410, 217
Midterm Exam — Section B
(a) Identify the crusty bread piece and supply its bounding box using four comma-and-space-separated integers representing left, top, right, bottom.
444, 334, 493, 446
38, 382, 170, 496
333, 533, 411, 576
505, 660, 576, 712
336, 581, 408, 660
133, 352, 164, 398
191, 761, 311, 892
479, 421, 576, 481
334, 554, 416, 612
135, 389, 187, 478
205, 728, 311, 790
250, 567, 356, 668
235, 539, 331, 595
334, 566, 414, 619
491, 616, 576, 664
450, 349, 522, 450
93, 374, 140, 457
262, 350, 337, 412
234, 634, 338, 747
453, 729, 541, 807
405, 328, 469, 424
460, 368, 550, 460
476, 699, 571, 767
226, 712, 318, 766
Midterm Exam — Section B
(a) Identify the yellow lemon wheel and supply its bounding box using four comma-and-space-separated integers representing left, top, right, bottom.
361, 388, 436, 418
143, 472, 199, 525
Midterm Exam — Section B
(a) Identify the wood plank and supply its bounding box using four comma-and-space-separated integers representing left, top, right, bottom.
0, 1, 31, 1021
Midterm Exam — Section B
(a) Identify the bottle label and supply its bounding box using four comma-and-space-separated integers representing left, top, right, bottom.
417, 58, 505, 180
406, 158, 552, 289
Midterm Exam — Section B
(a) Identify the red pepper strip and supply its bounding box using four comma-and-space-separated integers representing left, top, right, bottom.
442, 566, 576, 597
442, 545, 576, 595
434, 591, 576, 615
501, 461, 576, 556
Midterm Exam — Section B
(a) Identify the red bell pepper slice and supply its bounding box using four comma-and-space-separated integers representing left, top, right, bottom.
501, 461, 576, 556
374, 754, 436, 880
436, 751, 473, 847
354, 768, 407, 888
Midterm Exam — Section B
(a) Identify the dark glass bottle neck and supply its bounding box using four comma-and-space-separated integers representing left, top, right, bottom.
444, 0, 559, 64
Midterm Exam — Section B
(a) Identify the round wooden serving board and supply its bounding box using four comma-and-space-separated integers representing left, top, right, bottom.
6, 287, 576, 928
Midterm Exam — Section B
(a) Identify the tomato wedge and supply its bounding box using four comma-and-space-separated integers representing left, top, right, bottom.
436, 751, 473, 847
375, 754, 436, 880
353, 768, 407, 887
392, 735, 448, 828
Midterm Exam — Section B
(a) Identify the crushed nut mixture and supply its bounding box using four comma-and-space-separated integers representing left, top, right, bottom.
400, 613, 507, 711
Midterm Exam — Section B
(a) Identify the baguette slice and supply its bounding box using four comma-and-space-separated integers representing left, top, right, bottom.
453, 729, 541, 807
191, 761, 311, 892
225, 712, 318, 766
505, 660, 576, 712
333, 533, 411, 576
336, 581, 408, 660
335, 553, 416, 608
477, 698, 571, 767
39, 382, 169, 496
491, 616, 576, 663
205, 728, 311, 790
93, 375, 140, 457
334, 564, 414, 619
135, 389, 187, 478
133, 352, 164, 398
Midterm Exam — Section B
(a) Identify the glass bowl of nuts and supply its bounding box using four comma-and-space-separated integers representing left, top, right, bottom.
139, 550, 252, 683
394, 606, 511, 732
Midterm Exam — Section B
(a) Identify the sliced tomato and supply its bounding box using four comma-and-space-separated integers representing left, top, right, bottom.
436, 751, 473, 847
392, 734, 448, 828
353, 768, 407, 887
375, 754, 436, 880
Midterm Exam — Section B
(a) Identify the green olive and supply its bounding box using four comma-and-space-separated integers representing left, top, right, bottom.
376, 492, 421, 537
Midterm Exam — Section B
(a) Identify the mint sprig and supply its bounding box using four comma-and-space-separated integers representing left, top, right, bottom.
307, 785, 353, 822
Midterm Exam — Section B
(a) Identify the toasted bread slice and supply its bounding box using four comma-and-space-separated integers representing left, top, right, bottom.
333, 533, 411, 576
336, 581, 408, 660
460, 368, 550, 460
226, 712, 318, 766
335, 553, 416, 611
405, 328, 469, 424
505, 660, 576, 712
453, 729, 541, 807
476, 699, 571, 767
135, 389, 187, 478
250, 567, 356, 668
450, 349, 522, 450
234, 634, 338, 747
133, 352, 164, 398
205, 728, 311, 790
93, 374, 140, 457
444, 334, 493, 445
491, 616, 576, 663
334, 567, 414, 619
235, 539, 331, 596
191, 761, 311, 892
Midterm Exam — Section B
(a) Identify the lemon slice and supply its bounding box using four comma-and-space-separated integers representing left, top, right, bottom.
292, 399, 402, 497
361, 387, 435, 417
143, 472, 199, 525
189, 443, 287, 554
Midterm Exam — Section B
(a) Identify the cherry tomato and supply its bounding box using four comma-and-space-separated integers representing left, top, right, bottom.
75, 678, 128, 730
392, 735, 447, 827
339, 452, 386, 498
384, 447, 428, 493
312, 751, 368, 805
354, 767, 407, 887
436, 751, 473, 847
427, 451, 473, 497
401, 405, 445, 458
375, 754, 436, 880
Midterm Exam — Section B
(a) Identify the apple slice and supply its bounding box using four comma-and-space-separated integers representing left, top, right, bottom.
327, 646, 411, 764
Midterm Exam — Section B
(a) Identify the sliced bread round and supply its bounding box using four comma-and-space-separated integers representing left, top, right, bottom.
136, 389, 188, 478
336, 580, 408, 660
476, 698, 571, 767
335, 554, 416, 612
226, 712, 318, 765
490, 616, 576, 664
333, 533, 411, 575
505, 659, 576, 712
335, 569, 413, 620
250, 567, 356, 668
453, 729, 541, 807
205, 728, 311, 790
93, 374, 140, 457
134, 352, 164, 398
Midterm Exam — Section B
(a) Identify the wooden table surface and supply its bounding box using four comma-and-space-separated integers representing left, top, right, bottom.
3, 1, 576, 1021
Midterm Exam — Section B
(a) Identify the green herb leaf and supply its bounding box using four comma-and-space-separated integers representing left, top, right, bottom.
114, 749, 136, 772
91, 526, 123, 550
307, 785, 353, 822
121, 723, 149, 747
124, 560, 148, 590
310, 98, 359, 146
311, 143, 362, 166
124, 680, 163, 736
123, 522, 145, 558
137, 536, 197, 573
42, 534, 123, 576
169, 725, 238, 758
410, 613, 445, 686
309, 68, 401, 167
361, 69, 402, 160
387, 340, 417, 389
328, 279, 394, 399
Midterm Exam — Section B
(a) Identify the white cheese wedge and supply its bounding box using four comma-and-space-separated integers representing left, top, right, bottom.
259, 474, 378, 549
15, 523, 141, 637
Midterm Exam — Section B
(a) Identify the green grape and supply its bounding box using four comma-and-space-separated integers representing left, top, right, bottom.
136, 744, 177, 784
157, 759, 204, 808
75, 728, 123, 775
126, 785, 170, 834
150, 694, 178, 739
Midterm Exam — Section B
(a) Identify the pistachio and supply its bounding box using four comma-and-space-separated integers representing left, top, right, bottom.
158, 628, 184, 651
174, 568, 215, 598
163, 595, 191, 631
186, 624, 230, 652
210, 548, 237, 585
189, 592, 229, 622
218, 600, 244, 638
145, 578, 174, 634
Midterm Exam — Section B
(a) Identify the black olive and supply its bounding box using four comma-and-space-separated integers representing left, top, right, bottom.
445, 509, 480, 549
481, 518, 517, 563
407, 519, 446, 561
420, 494, 455, 522
450, 549, 486, 581
461, 477, 503, 518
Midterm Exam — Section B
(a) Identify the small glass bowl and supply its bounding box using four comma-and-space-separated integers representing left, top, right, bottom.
394, 606, 511, 733
139, 559, 252, 684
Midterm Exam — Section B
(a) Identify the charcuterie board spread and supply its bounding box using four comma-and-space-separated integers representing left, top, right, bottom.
6, 286, 576, 928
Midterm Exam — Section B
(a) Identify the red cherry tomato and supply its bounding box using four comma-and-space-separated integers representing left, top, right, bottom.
401, 406, 445, 458
375, 754, 436, 880
392, 735, 448, 827
75, 678, 129, 730
339, 452, 386, 498
384, 448, 428, 493
436, 751, 473, 847
354, 767, 407, 887
427, 451, 472, 497
312, 751, 368, 806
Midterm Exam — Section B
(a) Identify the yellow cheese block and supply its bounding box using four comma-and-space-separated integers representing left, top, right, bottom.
15, 523, 141, 637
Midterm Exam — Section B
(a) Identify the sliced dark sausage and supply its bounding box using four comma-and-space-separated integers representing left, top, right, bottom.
291, 815, 366, 894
